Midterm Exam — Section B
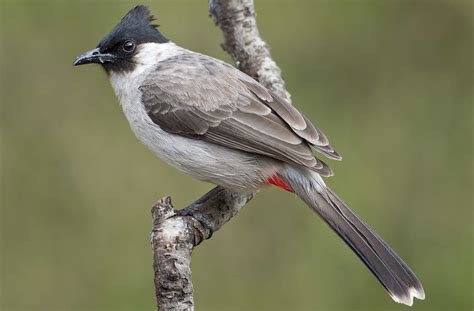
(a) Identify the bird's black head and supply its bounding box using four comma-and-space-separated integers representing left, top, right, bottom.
73, 5, 168, 73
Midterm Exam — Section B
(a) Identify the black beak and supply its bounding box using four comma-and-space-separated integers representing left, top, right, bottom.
73, 48, 115, 66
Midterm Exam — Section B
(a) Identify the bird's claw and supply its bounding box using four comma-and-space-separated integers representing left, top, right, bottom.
175, 206, 214, 239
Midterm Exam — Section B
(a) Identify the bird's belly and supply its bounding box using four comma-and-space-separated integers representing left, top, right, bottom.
124, 105, 275, 191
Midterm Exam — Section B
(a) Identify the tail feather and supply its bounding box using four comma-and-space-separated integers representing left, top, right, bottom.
282, 168, 425, 306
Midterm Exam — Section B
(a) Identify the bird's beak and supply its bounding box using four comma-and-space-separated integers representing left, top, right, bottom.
73, 48, 115, 66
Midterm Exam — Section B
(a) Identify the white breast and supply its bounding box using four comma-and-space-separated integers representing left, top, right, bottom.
107, 42, 276, 191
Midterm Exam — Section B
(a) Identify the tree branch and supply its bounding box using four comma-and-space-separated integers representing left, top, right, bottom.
209, 0, 291, 102
151, 1, 291, 310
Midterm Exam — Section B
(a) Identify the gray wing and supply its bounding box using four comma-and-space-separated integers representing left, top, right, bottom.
139, 53, 341, 177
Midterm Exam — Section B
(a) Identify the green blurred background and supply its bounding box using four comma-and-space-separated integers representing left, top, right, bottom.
1, 0, 472, 310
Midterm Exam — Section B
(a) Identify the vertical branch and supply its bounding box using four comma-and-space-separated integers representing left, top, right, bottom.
151, 1, 291, 310
151, 197, 194, 310
209, 0, 291, 102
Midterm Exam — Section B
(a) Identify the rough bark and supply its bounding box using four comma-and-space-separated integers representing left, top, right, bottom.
209, 0, 291, 102
151, 1, 291, 310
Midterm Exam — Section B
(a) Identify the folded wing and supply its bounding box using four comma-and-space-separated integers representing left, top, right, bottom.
140, 52, 341, 177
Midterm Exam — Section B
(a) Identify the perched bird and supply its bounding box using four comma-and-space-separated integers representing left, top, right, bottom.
74, 5, 425, 306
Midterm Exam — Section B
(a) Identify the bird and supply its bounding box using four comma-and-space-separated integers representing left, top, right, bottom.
74, 5, 425, 306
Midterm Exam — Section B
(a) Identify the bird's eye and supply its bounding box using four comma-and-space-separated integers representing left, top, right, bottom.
122, 40, 136, 53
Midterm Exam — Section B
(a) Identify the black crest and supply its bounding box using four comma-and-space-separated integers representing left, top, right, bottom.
98, 5, 168, 50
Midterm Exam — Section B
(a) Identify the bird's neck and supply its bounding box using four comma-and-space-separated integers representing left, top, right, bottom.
134, 41, 184, 65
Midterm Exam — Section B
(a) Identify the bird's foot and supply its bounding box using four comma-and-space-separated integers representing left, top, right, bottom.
175, 204, 214, 239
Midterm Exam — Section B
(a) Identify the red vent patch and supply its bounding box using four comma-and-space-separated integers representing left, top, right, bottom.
267, 175, 293, 192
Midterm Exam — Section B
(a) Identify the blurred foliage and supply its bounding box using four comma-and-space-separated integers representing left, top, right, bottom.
0, 0, 472, 310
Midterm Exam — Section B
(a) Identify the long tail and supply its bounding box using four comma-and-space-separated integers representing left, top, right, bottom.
281, 166, 425, 306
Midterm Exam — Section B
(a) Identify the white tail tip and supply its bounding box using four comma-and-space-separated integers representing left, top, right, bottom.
390, 287, 425, 306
